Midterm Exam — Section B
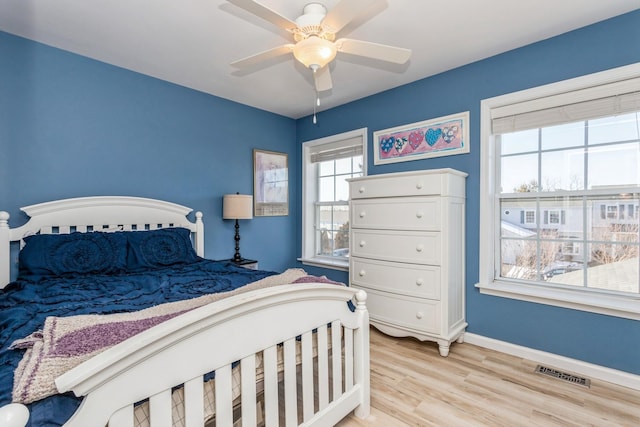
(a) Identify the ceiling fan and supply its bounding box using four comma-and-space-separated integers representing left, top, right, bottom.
227, 0, 412, 93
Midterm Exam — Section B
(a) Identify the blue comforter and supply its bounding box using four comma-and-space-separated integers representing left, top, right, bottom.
0, 259, 276, 426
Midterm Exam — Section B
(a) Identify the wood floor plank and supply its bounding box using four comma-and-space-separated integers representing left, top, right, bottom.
337, 328, 640, 427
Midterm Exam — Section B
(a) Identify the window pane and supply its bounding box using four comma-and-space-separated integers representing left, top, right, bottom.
541, 122, 585, 150
500, 238, 542, 280
319, 160, 334, 176
333, 205, 350, 257
500, 129, 538, 155
500, 199, 539, 234
336, 175, 350, 201
316, 229, 332, 255
587, 142, 640, 189
316, 205, 334, 255
353, 155, 364, 173
315, 204, 350, 257
319, 176, 334, 202
500, 153, 538, 193
335, 157, 352, 175
585, 245, 639, 293
588, 194, 640, 292
589, 113, 640, 145
540, 148, 584, 191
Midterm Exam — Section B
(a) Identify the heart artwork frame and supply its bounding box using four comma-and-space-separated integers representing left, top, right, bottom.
373, 111, 470, 165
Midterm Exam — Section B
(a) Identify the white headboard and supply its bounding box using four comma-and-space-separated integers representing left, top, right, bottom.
0, 196, 204, 288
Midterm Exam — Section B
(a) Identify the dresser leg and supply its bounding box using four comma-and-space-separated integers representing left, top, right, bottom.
437, 340, 450, 357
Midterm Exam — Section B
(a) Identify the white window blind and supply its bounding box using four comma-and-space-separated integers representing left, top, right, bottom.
309, 136, 363, 163
491, 77, 640, 134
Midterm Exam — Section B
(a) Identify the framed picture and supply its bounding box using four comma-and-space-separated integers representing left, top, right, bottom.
253, 149, 289, 216
373, 111, 470, 165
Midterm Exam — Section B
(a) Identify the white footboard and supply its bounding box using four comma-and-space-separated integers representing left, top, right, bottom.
11, 284, 368, 427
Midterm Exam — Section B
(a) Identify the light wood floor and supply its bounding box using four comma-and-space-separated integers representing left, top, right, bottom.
337, 328, 640, 427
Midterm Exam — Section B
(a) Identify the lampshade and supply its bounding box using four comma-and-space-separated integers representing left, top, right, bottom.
292, 36, 337, 69
223, 194, 253, 220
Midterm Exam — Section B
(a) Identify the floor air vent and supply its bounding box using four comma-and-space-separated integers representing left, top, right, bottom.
534, 365, 591, 388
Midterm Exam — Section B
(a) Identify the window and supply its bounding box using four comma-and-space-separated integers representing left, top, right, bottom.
523, 210, 536, 225
545, 210, 563, 225
300, 128, 366, 270
478, 64, 640, 320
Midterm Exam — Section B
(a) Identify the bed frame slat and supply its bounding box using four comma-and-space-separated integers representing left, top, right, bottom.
184, 377, 205, 427
215, 364, 233, 426
301, 331, 314, 422
240, 355, 257, 427
283, 338, 297, 426
317, 325, 329, 411
344, 328, 354, 391
149, 389, 172, 427
263, 345, 279, 427
331, 321, 343, 400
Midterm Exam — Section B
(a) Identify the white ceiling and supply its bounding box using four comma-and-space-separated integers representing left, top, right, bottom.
1, 0, 638, 119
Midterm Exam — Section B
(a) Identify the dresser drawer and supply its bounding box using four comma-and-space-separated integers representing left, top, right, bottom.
359, 287, 441, 334
349, 170, 466, 199
351, 229, 440, 265
351, 257, 440, 300
351, 197, 440, 231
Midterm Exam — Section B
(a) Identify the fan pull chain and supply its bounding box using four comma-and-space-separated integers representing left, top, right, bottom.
313, 91, 320, 124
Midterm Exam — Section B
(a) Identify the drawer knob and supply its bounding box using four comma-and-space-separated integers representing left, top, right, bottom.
416, 244, 424, 252
416, 312, 424, 319
416, 182, 423, 190
359, 186, 365, 194
359, 269, 366, 277
359, 211, 366, 218
416, 278, 424, 286
359, 240, 366, 247
416, 211, 424, 219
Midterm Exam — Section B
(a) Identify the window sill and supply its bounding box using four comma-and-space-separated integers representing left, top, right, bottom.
298, 257, 349, 272
475, 280, 640, 321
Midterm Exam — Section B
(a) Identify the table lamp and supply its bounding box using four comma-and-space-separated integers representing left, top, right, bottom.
222, 193, 253, 263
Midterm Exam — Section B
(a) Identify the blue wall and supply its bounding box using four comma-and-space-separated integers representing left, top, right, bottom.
296, 10, 640, 375
0, 31, 297, 273
2, 10, 639, 376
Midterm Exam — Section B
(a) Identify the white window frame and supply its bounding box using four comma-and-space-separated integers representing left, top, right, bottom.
477, 63, 640, 321
299, 128, 367, 271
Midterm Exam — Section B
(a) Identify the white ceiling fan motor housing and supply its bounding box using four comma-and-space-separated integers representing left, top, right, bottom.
294, 3, 334, 41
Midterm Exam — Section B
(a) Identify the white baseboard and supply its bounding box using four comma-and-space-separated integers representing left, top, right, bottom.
464, 333, 640, 391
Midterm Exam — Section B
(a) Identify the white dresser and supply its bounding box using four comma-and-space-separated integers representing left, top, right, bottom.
349, 168, 467, 356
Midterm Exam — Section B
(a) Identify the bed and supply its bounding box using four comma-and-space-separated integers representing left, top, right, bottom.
0, 196, 370, 427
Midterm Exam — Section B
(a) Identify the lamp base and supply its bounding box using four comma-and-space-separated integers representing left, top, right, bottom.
233, 219, 243, 263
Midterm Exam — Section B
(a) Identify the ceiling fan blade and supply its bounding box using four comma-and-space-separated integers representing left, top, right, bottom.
230, 44, 294, 69
314, 66, 333, 92
227, 0, 298, 32
335, 38, 411, 64
321, 0, 376, 34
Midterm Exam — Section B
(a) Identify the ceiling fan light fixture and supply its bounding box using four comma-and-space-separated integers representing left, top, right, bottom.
292, 36, 337, 69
